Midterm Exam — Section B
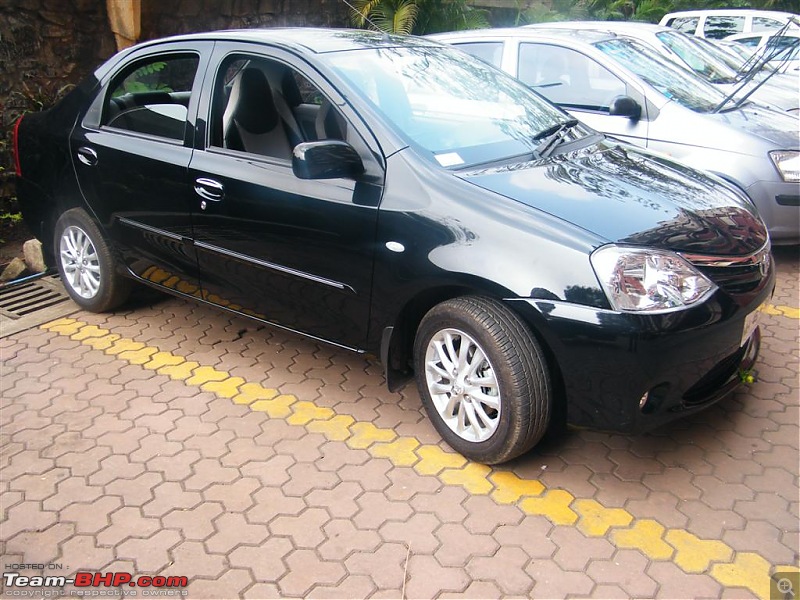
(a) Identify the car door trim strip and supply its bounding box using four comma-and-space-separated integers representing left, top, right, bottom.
193, 240, 355, 294
117, 217, 185, 242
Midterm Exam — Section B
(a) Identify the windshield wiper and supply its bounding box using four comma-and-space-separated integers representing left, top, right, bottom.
534, 118, 579, 159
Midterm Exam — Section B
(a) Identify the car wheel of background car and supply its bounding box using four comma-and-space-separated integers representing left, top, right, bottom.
54, 208, 131, 312
413, 296, 552, 464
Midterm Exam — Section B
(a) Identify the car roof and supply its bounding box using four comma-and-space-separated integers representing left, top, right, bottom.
431, 26, 617, 45
130, 27, 439, 55
661, 9, 798, 19
526, 21, 670, 35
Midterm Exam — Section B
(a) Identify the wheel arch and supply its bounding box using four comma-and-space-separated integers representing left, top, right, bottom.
381, 285, 567, 424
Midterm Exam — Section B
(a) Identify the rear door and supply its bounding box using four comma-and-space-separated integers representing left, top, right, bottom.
72, 42, 212, 293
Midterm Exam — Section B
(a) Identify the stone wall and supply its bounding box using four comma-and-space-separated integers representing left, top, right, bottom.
0, 0, 117, 203
141, 0, 350, 39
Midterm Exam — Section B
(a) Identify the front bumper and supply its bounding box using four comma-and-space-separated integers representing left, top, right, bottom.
746, 178, 800, 245
507, 277, 773, 434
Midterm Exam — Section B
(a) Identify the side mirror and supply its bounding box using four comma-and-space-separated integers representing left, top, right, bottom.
292, 140, 364, 180
608, 95, 642, 120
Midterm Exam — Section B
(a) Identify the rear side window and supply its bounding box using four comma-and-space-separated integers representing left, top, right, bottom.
752, 17, 784, 32
518, 43, 626, 112
672, 17, 699, 34
452, 42, 504, 68
103, 54, 199, 141
704, 16, 745, 39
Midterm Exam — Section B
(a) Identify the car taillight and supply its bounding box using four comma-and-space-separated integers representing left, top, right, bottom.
12, 115, 23, 177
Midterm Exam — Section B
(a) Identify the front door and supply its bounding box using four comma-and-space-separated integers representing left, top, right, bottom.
188, 49, 384, 349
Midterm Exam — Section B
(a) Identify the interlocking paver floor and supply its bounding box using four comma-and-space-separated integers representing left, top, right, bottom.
1, 248, 797, 599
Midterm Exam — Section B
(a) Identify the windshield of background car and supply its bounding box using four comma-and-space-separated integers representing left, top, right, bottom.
322, 45, 572, 167
656, 31, 739, 83
595, 38, 727, 112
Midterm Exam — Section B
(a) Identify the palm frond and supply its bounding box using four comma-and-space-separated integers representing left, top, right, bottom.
350, 0, 386, 28
372, 0, 419, 34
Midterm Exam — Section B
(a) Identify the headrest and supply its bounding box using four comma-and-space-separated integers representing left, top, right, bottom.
233, 68, 278, 134
281, 70, 303, 107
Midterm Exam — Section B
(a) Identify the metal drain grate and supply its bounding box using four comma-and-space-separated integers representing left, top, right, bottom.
0, 275, 79, 338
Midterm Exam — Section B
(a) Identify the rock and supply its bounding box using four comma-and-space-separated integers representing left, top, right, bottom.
23, 239, 47, 273
1, 258, 26, 282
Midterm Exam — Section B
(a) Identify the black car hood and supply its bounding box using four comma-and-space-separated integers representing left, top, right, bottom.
458, 141, 768, 256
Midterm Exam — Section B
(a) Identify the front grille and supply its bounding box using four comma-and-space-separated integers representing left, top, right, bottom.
682, 243, 770, 296
694, 263, 765, 295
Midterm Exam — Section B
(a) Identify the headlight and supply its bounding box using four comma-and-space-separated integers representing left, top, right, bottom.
591, 246, 717, 313
769, 150, 800, 183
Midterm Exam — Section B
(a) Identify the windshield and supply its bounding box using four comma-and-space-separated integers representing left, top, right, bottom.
656, 31, 739, 83
594, 38, 728, 112
323, 44, 574, 167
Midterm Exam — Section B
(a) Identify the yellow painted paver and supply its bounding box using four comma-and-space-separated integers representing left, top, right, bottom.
666, 529, 733, 573
490, 471, 544, 503
611, 519, 674, 561
573, 498, 632, 536
413, 444, 466, 475
519, 490, 578, 526
762, 303, 800, 319
40, 317, 785, 598
712, 553, 773, 599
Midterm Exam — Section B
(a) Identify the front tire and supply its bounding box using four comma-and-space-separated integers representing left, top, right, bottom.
413, 296, 551, 464
54, 208, 131, 312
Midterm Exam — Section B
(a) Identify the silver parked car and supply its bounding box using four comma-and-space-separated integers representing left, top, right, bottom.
525, 21, 799, 113
430, 28, 800, 244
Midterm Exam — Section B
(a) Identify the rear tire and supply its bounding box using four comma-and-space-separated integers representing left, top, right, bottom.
413, 296, 551, 464
54, 208, 131, 312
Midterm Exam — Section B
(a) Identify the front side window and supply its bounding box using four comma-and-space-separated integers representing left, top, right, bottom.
323, 44, 571, 168
209, 54, 348, 160
518, 43, 626, 112
104, 54, 199, 140
704, 16, 745, 39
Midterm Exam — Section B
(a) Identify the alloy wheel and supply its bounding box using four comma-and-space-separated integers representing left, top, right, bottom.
59, 225, 101, 299
424, 327, 501, 443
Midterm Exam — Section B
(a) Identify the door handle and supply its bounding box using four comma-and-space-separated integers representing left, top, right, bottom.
76, 146, 98, 167
194, 178, 224, 202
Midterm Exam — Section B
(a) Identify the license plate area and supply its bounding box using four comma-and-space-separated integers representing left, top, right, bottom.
740, 305, 763, 347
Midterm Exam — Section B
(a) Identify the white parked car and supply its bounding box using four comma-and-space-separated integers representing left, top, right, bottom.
659, 9, 799, 39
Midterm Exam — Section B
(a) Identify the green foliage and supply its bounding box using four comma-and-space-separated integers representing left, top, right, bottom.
113, 62, 172, 97
0, 212, 22, 224
351, 0, 489, 35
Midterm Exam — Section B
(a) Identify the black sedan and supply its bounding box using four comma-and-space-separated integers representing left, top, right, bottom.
14, 29, 773, 464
